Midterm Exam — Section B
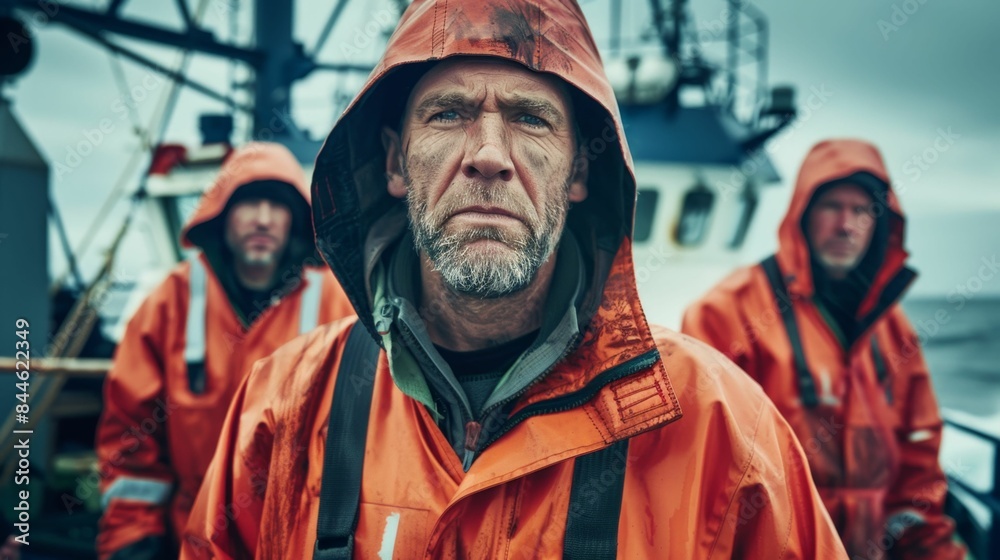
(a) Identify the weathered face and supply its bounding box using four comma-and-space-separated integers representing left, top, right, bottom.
806, 183, 876, 279
224, 197, 292, 267
383, 57, 588, 298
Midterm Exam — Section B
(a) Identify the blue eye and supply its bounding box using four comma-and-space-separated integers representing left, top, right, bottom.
518, 114, 548, 128
432, 110, 461, 122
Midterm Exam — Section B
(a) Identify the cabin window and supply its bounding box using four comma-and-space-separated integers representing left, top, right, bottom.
633, 189, 659, 243
673, 183, 715, 247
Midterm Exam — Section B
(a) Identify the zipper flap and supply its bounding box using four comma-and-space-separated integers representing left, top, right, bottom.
425, 347, 681, 550
475, 347, 673, 457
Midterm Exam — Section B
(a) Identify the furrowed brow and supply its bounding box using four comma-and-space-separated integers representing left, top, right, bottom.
501, 95, 566, 127
412, 92, 476, 120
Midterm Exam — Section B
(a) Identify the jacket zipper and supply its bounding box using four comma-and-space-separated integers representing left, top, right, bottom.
391, 314, 479, 469
425, 347, 661, 553
382, 306, 660, 470
472, 347, 660, 461
466, 330, 582, 448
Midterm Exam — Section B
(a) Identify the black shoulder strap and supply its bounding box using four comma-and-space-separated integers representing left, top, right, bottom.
314, 323, 629, 559
760, 255, 819, 408
563, 438, 630, 559
870, 335, 893, 404
314, 323, 382, 560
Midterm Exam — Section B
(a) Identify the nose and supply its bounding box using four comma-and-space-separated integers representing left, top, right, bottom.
841, 210, 867, 234
836, 208, 867, 236
254, 200, 275, 227
461, 113, 514, 182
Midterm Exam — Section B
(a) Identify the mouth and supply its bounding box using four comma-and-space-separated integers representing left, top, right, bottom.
246, 234, 277, 247
449, 206, 524, 224
822, 243, 858, 259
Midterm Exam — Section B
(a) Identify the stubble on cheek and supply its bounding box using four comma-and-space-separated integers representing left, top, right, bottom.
403, 132, 462, 212
516, 142, 574, 232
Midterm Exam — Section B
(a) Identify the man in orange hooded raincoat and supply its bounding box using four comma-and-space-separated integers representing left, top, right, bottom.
683, 139, 964, 559
95, 142, 354, 559
182, 2, 848, 558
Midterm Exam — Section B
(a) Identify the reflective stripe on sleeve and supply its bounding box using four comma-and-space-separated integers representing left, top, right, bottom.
101, 476, 173, 509
184, 256, 208, 364
908, 429, 934, 443
299, 269, 325, 333
885, 508, 926, 537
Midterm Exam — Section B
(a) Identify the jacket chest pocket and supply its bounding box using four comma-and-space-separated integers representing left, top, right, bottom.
162, 351, 237, 482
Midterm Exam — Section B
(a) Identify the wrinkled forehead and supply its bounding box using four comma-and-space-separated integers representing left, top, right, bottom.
815, 182, 874, 205
402, 57, 575, 120
228, 196, 291, 210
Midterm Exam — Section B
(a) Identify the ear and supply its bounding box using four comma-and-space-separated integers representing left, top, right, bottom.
382, 126, 406, 199
567, 153, 589, 203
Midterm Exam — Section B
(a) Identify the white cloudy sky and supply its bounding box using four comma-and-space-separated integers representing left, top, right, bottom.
6, 0, 1000, 296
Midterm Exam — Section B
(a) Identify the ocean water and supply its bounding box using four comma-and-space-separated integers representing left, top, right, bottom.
902, 297, 1000, 533
901, 297, 1000, 420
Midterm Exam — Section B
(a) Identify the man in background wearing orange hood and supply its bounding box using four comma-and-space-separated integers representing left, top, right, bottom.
181, 2, 847, 558
684, 139, 964, 559
94, 142, 354, 559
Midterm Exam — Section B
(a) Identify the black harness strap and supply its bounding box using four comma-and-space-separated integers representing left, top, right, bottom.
314, 323, 382, 560
761, 256, 895, 408
761, 255, 820, 408
313, 323, 630, 559
563, 438, 630, 559
870, 335, 893, 404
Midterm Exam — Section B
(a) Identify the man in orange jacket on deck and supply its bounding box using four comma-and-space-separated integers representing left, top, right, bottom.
94, 142, 355, 559
181, 1, 848, 558
683, 139, 964, 559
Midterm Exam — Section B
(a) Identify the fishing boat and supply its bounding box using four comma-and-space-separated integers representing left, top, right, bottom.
0, 1, 994, 557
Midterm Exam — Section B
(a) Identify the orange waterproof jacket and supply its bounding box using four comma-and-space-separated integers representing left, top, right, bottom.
182, 2, 847, 558
683, 140, 963, 559
95, 143, 355, 559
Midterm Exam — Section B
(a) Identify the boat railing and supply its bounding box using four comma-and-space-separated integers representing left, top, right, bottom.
942, 414, 999, 560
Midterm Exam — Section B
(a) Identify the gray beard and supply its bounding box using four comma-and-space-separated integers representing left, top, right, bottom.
235, 249, 278, 267
406, 176, 568, 299
415, 223, 554, 298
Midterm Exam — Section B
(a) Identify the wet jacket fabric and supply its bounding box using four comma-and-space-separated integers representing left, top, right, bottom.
181, 1, 847, 558
95, 143, 355, 559
683, 140, 963, 559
